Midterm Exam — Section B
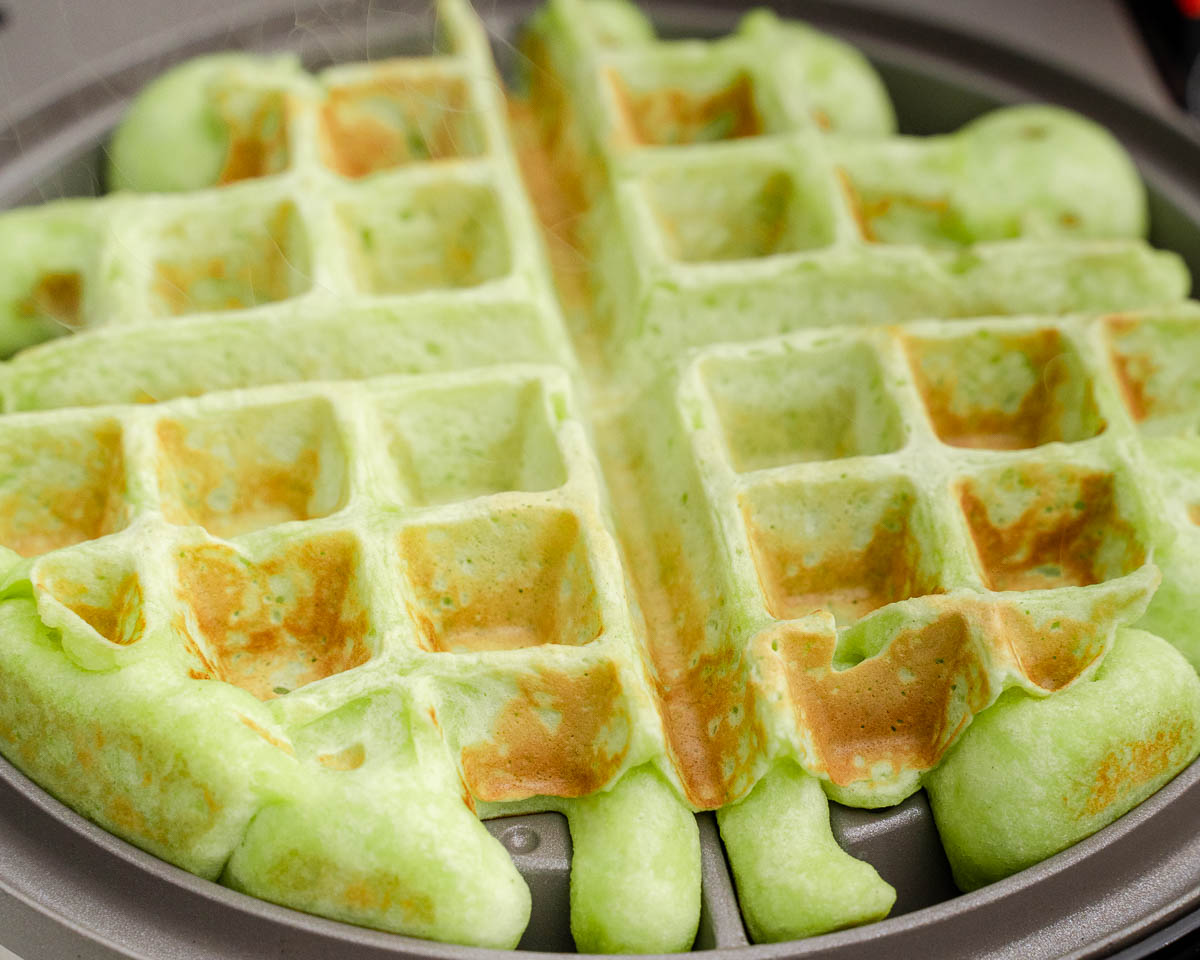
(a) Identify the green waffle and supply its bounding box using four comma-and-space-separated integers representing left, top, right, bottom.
0, 0, 1198, 952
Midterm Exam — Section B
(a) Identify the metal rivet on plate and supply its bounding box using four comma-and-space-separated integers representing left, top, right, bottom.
501, 824, 539, 854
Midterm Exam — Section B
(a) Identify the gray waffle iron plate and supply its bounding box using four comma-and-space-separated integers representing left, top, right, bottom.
1, 1, 1200, 958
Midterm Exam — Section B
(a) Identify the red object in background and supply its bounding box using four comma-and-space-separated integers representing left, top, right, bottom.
1126, 0, 1200, 109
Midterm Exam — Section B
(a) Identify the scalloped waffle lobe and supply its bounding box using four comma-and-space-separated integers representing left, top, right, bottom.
0, 0, 1198, 952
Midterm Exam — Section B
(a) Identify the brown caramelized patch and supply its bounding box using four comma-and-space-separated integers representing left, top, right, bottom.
1111, 348, 1155, 422
747, 511, 935, 626
764, 589, 1129, 784
320, 73, 481, 179
176, 532, 371, 700
460, 663, 629, 800
608, 68, 762, 146
65, 575, 143, 646
639, 525, 764, 808
0, 663, 227, 858
507, 95, 594, 316
17, 271, 83, 330
259, 848, 435, 925
861, 196, 950, 245
835, 168, 875, 242
151, 202, 309, 316
1105, 314, 1157, 423
1103, 314, 1200, 430
338, 875, 435, 923
959, 466, 1145, 592
36, 568, 145, 647
214, 89, 291, 185
770, 610, 992, 785
237, 714, 296, 755
836, 167, 965, 245
0, 420, 128, 557
742, 479, 937, 626
993, 603, 1113, 692
596, 417, 767, 808
155, 400, 344, 539
905, 329, 1104, 450
317, 743, 365, 770
1083, 720, 1192, 817
513, 33, 608, 320
399, 510, 602, 653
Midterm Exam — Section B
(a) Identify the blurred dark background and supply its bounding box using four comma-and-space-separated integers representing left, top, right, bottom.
0, 0, 1177, 121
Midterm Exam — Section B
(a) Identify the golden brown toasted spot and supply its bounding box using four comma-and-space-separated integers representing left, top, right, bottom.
992, 603, 1107, 692
837, 168, 954, 244
960, 467, 1144, 592
178, 611, 220, 682
156, 418, 321, 539
835, 168, 876, 242
638, 524, 763, 809
339, 876, 435, 924
1109, 346, 1156, 423
519, 33, 604, 221
906, 329, 1103, 450
320, 75, 477, 179
317, 743, 365, 770
16, 271, 83, 329
1083, 720, 1192, 816
744, 492, 937, 626
152, 202, 302, 316
510, 33, 620, 354
0, 421, 127, 558
176, 533, 371, 701
74, 740, 95, 771
154, 259, 228, 315
0, 659, 227, 854
460, 663, 630, 801
766, 587, 1129, 784
400, 511, 602, 653
261, 848, 436, 925
237, 713, 296, 755
775, 610, 991, 785
1189, 504, 1200, 526
595, 427, 766, 809
48, 573, 144, 647
506, 96, 593, 315
608, 69, 762, 147
214, 89, 290, 186
651, 168, 795, 262
862, 195, 950, 242
105, 794, 143, 835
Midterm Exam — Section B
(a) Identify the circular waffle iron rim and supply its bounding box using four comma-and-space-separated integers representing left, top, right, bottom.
1, 1, 1199, 957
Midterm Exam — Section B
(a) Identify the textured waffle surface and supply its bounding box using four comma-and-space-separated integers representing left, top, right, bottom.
0, 0, 575, 400
0, 0, 1199, 952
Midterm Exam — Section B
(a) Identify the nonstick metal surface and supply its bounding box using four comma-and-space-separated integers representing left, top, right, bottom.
1, 2, 1199, 958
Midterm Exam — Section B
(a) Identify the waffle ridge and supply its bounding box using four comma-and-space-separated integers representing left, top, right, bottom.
0, 0, 1199, 952
0, 0, 577, 400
